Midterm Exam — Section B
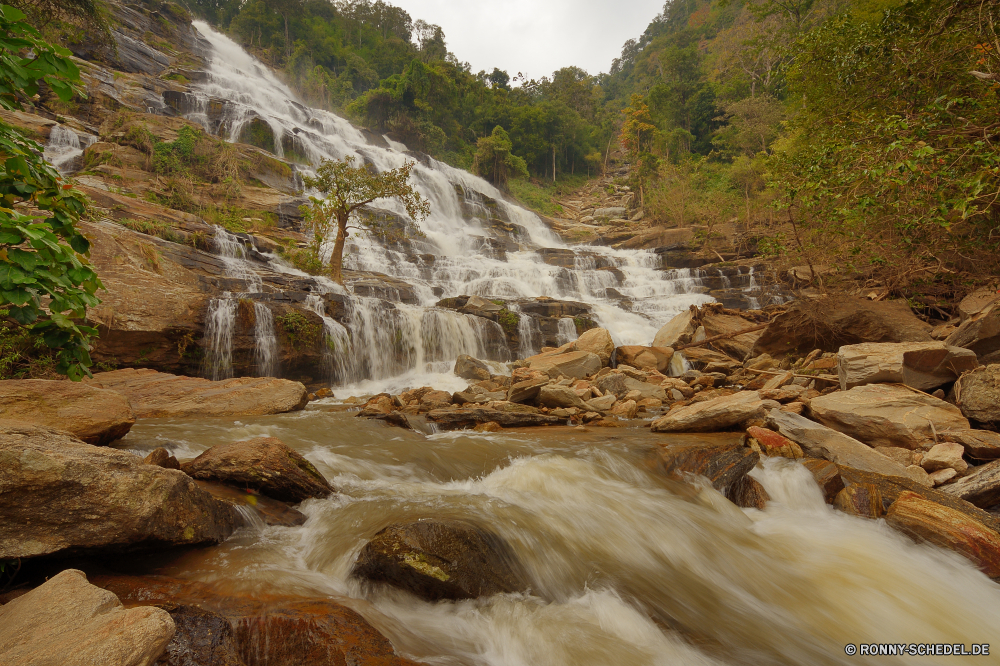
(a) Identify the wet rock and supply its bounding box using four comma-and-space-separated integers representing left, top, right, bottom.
836, 341, 978, 391
360, 393, 394, 415
454, 354, 491, 381
653, 310, 697, 348
766, 409, 930, 484
834, 484, 885, 519
941, 460, 1000, 509
951, 364, 1000, 425
808, 384, 969, 449
352, 519, 526, 601
420, 389, 454, 410
753, 295, 932, 356
84, 369, 308, 418
529, 350, 602, 379
538, 384, 589, 410
144, 447, 180, 470
194, 479, 307, 527
473, 421, 503, 433
575, 327, 615, 365
726, 475, 770, 509
651, 391, 768, 433
886, 491, 1000, 578
944, 302, 1000, 358
800, 458, 845, 502
615, 346, 673, 373
648, 441, 759, 491
0, 424, 238, 559
155, 603, 245, 666
921, 442, 968, 475
746, 426, 803, 458
940, 429, 1000, 460
0, 570, 174, 666
427, 408, 563, 430
0, 379, 135, 445
182, 437, 332, 504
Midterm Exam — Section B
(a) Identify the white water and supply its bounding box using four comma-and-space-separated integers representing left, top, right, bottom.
184, 22, 769, 390
44, 124, 95, 174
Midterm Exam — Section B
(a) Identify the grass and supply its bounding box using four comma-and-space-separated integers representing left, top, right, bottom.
507, 173, 594, 217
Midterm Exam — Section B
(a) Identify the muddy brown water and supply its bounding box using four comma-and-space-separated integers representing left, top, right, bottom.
115, 405, 1000, 666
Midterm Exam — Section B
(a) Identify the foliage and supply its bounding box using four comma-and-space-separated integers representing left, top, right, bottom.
301, 155, 429, 283
472, 125, 528, 188
275, 311, 320, 349
0, 5, 102, 379
115, 217, 183, 243
496, 308, 519, 336
7, 0, 113, 49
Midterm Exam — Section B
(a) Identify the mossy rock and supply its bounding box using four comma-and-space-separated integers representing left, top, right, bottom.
238, 117, 276, 154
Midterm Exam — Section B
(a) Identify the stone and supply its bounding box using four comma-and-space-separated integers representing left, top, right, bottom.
759, 385, 806, 403
801, 458, 845, 502
420, 389, 454, 409
651, 391, 767, 433
808, 384, 969, 449
182, 437, 332, 504
585, 394, 617, 411
194, 479, 306, 528
143, 447, 180, 470
726, 475, 770, 509
698, 308, 764, 360
507, 377, 549, 403
427, 408, 562, 430
538, 384, 589, 410
928, 468, 958, 486
153, 603, 245, 666
454, 354, 491, 381
594, 372, 629, 399
920, 442, 968, 474
959, 287, 1000, 322
594, 206, 627, 219
836, 341, 978, 391
622, 376, 668, 401
473, 421, 503, 433
753, 295, 933, 356
0, 570, 174, 666
653, 310, 697, 348
359, 394, 393, 416
529, 350, 602, 380
647, 441, 759, 491
0, 424, 238, 560
766, 410, 930, 484
615, 346, 673, 373
0, 379, 135, 445
834, 484, 885, 518
761, 371, 794, 391
352, 519, 526, 601
746, 426, 803, 458
941, 459, 1000, 508
637, 397, 663, 410
886, 491, 1000, 578
940, 429, 1000, 459
610, 399, 638, 418
84, 369, 308, 418
874, 446, 917, 467
945, 301, 1000, 358
575, 327, 614, 365
952, 364, 1000, 425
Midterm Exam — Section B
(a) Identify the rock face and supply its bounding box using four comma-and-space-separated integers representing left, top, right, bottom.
651, 391, 767, 433
836, 342, 978, 391
0, 379, 135, 445
0, 569, 174, 666
941, 460, 1000, 509
84, 369, 308, 418
353, 519, 526, 601
753, 296, 932, 356
648, 441, 759, 491
454, 354, 491, 381
886, 490, 1000, 578
182, 437, 333, 504
427, 408, 563, 430
614, 346, 673, 373
945, 302, 1000, 359
0, 424, 238, 559
952, 364, 1000, 425
766, 410, 930, 484
807, 384, 969, 449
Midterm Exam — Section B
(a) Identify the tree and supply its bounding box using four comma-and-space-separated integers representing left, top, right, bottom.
472, 126, 528, 188
0, 5, 102, 379
301, 156, 429, 283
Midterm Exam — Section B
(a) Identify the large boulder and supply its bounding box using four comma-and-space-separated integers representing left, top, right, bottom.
951, 364, 1000, 425
808, 384, 969, 449
594, 372, 629, 399
528, 350, 602, 379
0, 569, 174, 666
0, 379, 134, 445
941, 460, 1000, 509
653, 310, 697, 348
886, 490, 1000, 578
575, 327, 614, 365
84, 368, 309, 418
753, 295, 932, 356
182, 437, 333, 504
945, 302, 1000, 359
766, 410, 930, 484
537, 384, 589, 410
507, 376, 549, 403
836, 341, 978, 391
454, 354, 491, 381
650, 391, 768, 433
0, 424, 238, 559
647, 441, 759, 491
614, 346, 673, 374
698, 306, 764, 360
352, 519, 526, 601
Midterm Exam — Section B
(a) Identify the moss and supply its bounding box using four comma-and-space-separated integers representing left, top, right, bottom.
496, 308, 520, 337
402, 552, 450, 581
276, 311, 321, 350
116, 218, 183, 243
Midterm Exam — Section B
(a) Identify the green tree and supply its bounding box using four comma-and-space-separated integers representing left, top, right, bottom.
0, 4, 102, 379
472, 126, 528, 188
301, 156, 429, 283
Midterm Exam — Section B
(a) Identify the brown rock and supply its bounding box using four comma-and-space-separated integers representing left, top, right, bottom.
958, 287, 1000, 322
941, 459, 1000, 508
574, 327, 615, 365
154, 603, 245, 666
426, 408, 562, 430
538, 384, 590, 410
874, 446, 917, 467
360, 394, 394, 416
473, 421, 503, 433
454, 354, 491, 381
0, 379, 134, 445
610, 398, 638, 419
507, 377, 549, 403
528, 350, 602, 379
834, 484, 885, 518
182, 437, 332, 504
886, 491, 1000, 578
194, 479, 306, 527
420, 390, 453, 409
945, 302, 1000, 359
648, 441, 759, 491
746, 426, 803, 458
836, 342, 978, 391
920, 442, 968, 474
352, 519, 526, 601
615, 346, 673, 374
726, 475, 770, 509
84, 369, 308, 418
651, 391, 766, 433
940, 429, 1000, 460
800, 458, 845, 503
0, 424, 238, 560
952, 364, 1000, 425
928, 468, 959, 486
144, 447, 180, 470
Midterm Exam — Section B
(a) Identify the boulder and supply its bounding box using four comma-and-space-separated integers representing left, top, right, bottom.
0, 424, 238, 559
928, 468, 958, 486
0, 379, 135, 445
753, 295, 932, 356
834, 484, 884, 519
653, 310, 697, 348
538, 384, 589, 410
726, 475, 770, 509
194, 479, 307, 527
836, 341, 978, 391
352, 519, 526, 601
507, 377, 549, 403
622, 376, 668, 401
575, 327, 614, 365
0, 570, 174, 666
615, 346, 673, 373
808, 384, 969, 449
426, 408, 563, 430
941, 460, 1000, 509
746, 426, 803, 458
952, 364, 1000, 425
940, 429, 1000, 460
84, 369, 308, 418
594, 206, 627, 219
959, 287, 1000, 322
647, 441, 759, 491
945, 302, 1000, 358
920, 442, 968, 474
143, 447, 180, 469
182, 437, 332, 504
886, 490, 1000, 578
153, 604, 245, 666
529, 350, 602, 379
419, 389, 453, 409
585, 394, 617, 411
650, 391, 767, 433
699, 307, 764, 360
454, 354, 491, 381
766, 410, 930, 484
594, 372, 629, 399
801, 458, 845, 502
610, 399, 638, 418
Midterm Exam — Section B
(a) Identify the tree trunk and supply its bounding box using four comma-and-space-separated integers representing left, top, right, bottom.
329, 211, 349, 284
552, 144, 556, 184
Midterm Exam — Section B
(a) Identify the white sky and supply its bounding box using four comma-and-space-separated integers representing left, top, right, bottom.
390, 0, 666, 79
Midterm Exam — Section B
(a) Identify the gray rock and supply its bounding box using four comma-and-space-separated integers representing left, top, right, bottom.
454, 354, 491, 381
952, 364, 1000, 425
941, 459, 1000, 508
836, 341, 978, 391
594, 207, 627, 219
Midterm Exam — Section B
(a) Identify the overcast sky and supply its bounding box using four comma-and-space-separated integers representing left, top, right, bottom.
389, 0, 666, 79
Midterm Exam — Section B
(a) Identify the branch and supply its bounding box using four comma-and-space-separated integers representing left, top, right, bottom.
673, 322, 771, 351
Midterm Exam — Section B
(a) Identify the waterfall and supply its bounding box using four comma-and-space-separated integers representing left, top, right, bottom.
556, 318, 578, 346
202, 297, 236, 380
252, 302, 279, 377
44, 125, 94, 174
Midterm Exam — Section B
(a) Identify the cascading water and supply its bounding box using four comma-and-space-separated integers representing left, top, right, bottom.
44, 125, 95, 174
202, 297, 236, 380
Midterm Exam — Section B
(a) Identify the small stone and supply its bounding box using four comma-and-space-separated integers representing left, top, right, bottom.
928, 468, 958, 486
473, 421, 503, 433
143, 447, 180, 470
921, 442, 968, 474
